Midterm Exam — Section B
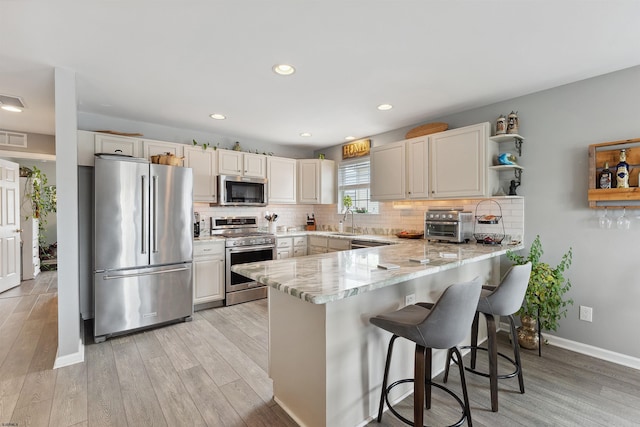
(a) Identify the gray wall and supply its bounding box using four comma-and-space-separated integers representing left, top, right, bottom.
317, 65, 640, 359
0, 131, 55, 155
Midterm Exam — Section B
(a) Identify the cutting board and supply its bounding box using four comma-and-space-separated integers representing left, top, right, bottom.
405, 122, 448, 139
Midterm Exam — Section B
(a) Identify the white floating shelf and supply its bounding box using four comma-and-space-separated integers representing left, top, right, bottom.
489, 165, 524, 171
489, 134, 525, 143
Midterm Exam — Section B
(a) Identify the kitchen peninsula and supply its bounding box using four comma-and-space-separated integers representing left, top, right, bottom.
232, 239, 522, 427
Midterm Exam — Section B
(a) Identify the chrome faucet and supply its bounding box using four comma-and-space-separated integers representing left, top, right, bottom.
343, 207, 355, 234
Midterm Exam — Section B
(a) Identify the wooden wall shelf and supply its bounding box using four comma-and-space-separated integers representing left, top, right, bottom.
589, 137, 640, 208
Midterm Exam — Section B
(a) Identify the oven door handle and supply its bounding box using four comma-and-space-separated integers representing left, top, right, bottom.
426, 221, 459, 226
227, 244, 275, 253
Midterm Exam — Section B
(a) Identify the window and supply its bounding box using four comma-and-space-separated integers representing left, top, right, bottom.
338, 159, 378, 214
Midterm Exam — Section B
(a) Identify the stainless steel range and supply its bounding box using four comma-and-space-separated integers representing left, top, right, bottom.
210, 216, 276, 306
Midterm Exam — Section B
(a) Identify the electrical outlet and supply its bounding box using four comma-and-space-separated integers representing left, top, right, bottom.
579, 305, 593, 322
405, 294, 416, 306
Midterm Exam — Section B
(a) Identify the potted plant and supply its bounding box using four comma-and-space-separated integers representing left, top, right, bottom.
507, 235, 573, 349
23, 166, 57, 252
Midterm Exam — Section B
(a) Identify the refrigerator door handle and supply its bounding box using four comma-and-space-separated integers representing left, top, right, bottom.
102, 266, 189, 280
152, 175, 159, 253
141, 175, 147, 254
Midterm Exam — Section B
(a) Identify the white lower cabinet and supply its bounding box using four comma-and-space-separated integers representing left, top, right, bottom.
276, 237, 293, 259
308, 236, 328, 255
327, 237, 350, 252
293, 236, 307, 257
193, 240, 225, 306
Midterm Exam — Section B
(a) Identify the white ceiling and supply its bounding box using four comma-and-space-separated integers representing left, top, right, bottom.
1, 1, 639, 149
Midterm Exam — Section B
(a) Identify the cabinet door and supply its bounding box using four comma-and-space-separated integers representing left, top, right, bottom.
430, 123, 489, 198
370, 140, 405, 201
298, 160, 320, 203
142, 140, 183, 159
268, 157, 297, 204
244, 153, 267, 178
406, 136, 429, 199
184, 146, 217, 202
95, 134, 140, 157
219, 150, 243, 175
276, 249, 292, 259
328, 237, 350, 252
293, 247, 307, 257
193, 257, 225, 304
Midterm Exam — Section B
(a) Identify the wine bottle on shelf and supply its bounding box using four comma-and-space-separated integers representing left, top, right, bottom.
616, 149, 630, 188
598, 162, 612, 189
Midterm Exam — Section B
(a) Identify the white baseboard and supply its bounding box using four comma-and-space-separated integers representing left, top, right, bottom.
53, 338, 85, 369
499, 321, 640, 371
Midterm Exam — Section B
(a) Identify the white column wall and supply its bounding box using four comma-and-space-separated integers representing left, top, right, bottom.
54, 67, 83, 367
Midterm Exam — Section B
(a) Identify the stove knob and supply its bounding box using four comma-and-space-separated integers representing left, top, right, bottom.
448, 214, 453, 219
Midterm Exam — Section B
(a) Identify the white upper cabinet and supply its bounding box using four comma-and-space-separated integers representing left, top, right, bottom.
430, 122, 496, 198
267, 156, 297, 204
218, 150, 266, 178
184, 146, 218, 203
405, 136, 429, 199
142, 139, 184, 159
370, 140, 405, 201
94, 133, 141, 157
298, 159, 335, 204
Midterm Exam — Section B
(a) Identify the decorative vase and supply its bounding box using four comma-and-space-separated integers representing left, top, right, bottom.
507, 111, 519, 134
517, 315, 539, 350
495, 115, 507, 135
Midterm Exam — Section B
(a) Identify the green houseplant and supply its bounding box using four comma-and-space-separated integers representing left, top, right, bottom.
507, 235, 573, 347
23, 166, 57, 251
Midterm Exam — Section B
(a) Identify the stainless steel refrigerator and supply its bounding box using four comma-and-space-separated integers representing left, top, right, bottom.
93, 154, 193, 343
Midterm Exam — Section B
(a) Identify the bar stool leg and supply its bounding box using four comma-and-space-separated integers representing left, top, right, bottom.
486, 313, 499, 412
414, 345, 426, 427
452, 347, 473, 427
377, 335, 399, 422
470, 312, 480, 369
508, 315, 525, 393
425, 348, 432, 410
443, 348, 454, 383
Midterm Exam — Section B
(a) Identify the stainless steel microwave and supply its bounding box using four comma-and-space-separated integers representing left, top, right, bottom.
218, 175, 268, 206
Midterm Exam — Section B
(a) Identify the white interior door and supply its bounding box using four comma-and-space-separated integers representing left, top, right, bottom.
0, 159, 21, 293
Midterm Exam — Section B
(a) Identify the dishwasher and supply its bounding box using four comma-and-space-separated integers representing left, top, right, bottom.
350, 240, 391, 249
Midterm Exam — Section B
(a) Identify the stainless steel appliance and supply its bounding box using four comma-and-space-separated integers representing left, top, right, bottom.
93, 154, 193, 343
210, 216, 275, 305
424, 208, 473, 243
218, 175, 268, 206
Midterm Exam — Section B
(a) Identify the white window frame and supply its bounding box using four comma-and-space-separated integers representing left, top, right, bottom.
337, 158, 379, 215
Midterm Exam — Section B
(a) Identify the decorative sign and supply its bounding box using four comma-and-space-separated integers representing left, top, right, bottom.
342, 139, 371, 160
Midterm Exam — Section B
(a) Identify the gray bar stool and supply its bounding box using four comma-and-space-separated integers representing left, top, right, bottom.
444, 262, 532, 412
371, 277, 482, 427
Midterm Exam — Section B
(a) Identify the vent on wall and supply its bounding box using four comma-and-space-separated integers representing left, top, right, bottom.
0, 94, 26, 112
0, 130, 27, 148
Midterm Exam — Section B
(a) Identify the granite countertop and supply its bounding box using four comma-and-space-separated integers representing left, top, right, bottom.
232, 240, 524, 304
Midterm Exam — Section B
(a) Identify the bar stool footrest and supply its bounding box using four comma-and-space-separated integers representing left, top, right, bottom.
384, 378, 468, 427
459, 345, 521, 380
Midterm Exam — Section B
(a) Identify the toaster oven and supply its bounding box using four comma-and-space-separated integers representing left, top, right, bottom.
424, 209, 473, 243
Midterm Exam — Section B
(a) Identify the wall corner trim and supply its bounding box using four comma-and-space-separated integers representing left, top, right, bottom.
53, 339, 84, 369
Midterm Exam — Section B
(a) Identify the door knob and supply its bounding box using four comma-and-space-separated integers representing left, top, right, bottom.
15, 229, 23, 233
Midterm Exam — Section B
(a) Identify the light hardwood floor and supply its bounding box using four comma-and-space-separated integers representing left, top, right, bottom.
1, 271, 639, 426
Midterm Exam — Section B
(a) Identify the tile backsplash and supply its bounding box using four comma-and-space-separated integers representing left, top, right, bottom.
194, 197, 524, 239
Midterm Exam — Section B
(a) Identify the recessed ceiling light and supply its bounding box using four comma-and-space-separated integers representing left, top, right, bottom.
345, 136, 356, 141
0, 94, 25, 112
377, 104, 393, 111
209, 113, 226, 120
300, 132, 312, 137
273, 64, 296, 76
1, 105, 22, 113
